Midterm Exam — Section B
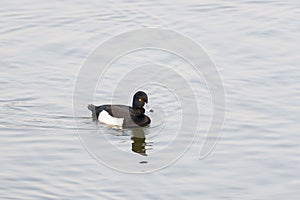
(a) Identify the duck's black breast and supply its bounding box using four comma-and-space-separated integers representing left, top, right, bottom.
130, 114, 151, 127
89, 104, 150, 128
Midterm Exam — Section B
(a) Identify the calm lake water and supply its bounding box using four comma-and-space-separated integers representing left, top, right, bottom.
1, 0, 299, 199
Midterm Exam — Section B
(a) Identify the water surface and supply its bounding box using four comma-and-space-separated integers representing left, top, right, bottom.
0, 0, 299, 199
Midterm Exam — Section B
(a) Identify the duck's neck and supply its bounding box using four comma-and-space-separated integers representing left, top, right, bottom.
132, 107, 145, 116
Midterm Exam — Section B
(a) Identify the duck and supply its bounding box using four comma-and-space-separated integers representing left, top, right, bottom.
87, 91, 151, 128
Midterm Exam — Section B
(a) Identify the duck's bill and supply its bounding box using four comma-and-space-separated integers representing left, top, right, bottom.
144, 103, 153, 113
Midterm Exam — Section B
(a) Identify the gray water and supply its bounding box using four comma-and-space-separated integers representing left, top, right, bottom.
1, 0, 300, 199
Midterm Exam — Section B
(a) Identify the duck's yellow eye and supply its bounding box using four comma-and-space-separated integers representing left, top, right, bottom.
138, 98, 142, 102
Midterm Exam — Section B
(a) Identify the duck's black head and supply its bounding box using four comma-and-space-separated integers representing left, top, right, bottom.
132, 91, 148, 109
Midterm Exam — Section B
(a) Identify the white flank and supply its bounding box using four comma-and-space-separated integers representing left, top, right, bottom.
98, 110, 124, 127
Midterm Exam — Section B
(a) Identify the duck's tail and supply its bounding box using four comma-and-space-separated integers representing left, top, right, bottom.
87, 104, 95, 111
87, 104, 97, 119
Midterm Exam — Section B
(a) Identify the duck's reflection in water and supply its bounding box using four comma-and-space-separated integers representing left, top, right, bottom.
131, 128, 147, 156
